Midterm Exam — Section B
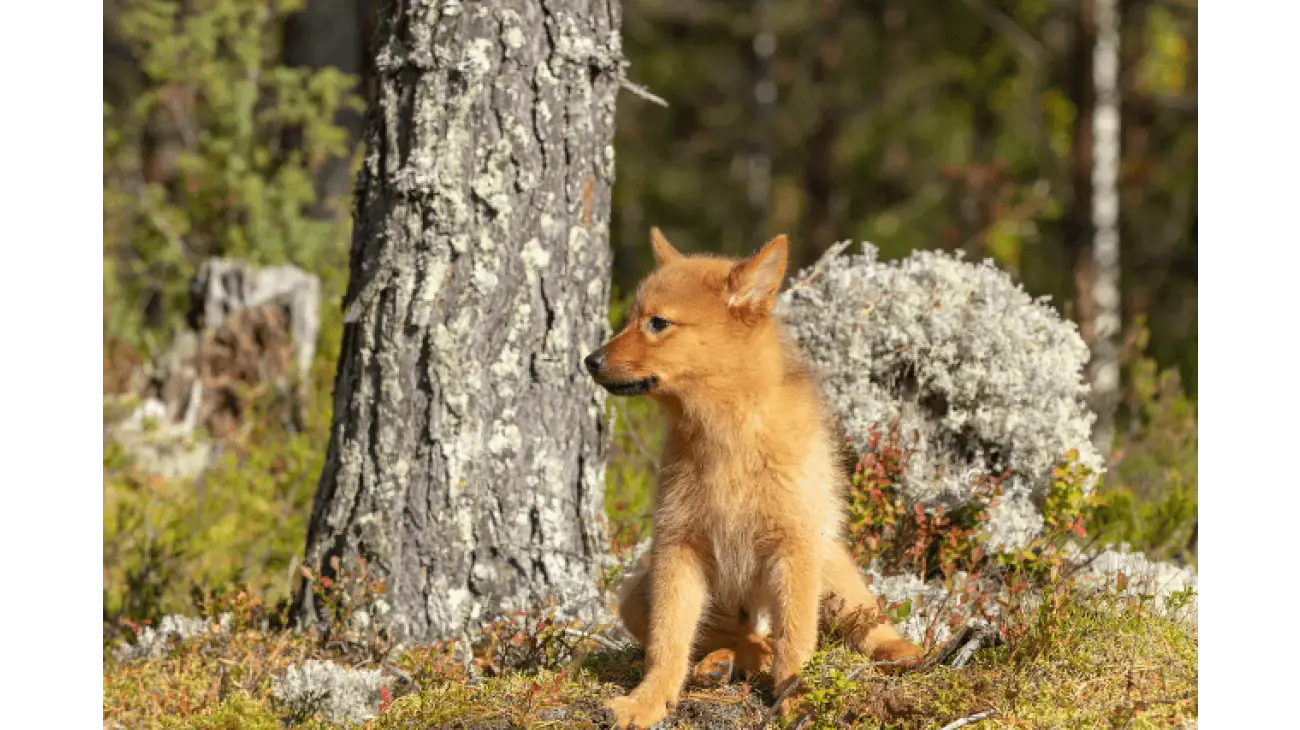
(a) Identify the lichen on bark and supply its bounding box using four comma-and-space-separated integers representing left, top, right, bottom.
296, 0, 622, 644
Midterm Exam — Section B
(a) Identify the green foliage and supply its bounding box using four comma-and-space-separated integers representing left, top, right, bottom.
104, 0, 360, 349
161, 694, 284, 730
103, 302, 342, 624
103, 403, 325, 623
614, 0, 1197, 393
1093, 322, 1198, 563
798, 664, 861, 730
102, 0, 362, 625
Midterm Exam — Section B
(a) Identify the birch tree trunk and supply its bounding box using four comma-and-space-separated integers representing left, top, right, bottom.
746, 0, 775, 242
294, 0, 622, 644
1089, 0, 1121, 453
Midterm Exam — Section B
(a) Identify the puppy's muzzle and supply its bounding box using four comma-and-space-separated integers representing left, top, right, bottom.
583, 349, 659, 396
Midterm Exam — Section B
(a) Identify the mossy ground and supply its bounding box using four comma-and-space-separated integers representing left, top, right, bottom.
104, 588, 1196, 729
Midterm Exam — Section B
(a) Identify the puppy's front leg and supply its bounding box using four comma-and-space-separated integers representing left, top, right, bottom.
768, 544, 821, 702
607, 542, 707, 729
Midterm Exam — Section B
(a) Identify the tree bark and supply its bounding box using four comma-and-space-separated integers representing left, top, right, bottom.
295, 0, 622, 644
1088, 0, 1122, 454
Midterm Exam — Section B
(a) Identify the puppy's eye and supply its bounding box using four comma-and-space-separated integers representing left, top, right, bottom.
646, 315, 672, 335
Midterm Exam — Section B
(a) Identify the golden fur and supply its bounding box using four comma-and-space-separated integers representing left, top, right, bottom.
585, 229, 923, 729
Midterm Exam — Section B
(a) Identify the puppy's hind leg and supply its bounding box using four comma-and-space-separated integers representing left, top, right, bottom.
615, 551, 652, 647
820, 542, 924, 671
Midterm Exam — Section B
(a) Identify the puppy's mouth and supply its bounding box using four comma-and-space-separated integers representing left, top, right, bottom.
597, 376, 660, 397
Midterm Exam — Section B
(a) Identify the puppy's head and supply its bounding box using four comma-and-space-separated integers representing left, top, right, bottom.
583, 227, 789, 399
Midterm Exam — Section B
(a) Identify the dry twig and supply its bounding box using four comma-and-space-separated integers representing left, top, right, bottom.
938, 708, 999, 730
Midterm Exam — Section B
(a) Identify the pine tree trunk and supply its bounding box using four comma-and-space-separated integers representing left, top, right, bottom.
1088, 0, 1122, 454
295, 0, 622, 644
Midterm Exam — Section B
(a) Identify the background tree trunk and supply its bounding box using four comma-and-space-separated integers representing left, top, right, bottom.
1088, 0, 1122, 453
282, 0, 374, 219
746, 0, 776, 245
799, 0, 841, 272
96, 56, 106, 670
295, 0, 622, 644
1067, 0, 1096, 349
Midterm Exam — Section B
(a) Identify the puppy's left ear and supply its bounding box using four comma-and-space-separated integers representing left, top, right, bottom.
726, 235, 789, 317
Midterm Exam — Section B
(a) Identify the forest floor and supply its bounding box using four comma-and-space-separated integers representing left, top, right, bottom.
103, 585, 1197, 730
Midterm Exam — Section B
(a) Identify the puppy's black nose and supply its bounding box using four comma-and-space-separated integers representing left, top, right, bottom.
584, 351, 605, 375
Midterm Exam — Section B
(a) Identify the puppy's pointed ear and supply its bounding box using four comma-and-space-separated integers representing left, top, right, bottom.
726, 235, 789, 316
650, 227, 683, 267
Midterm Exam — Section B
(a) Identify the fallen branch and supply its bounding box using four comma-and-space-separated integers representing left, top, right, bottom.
560, 627, 625, 652
938, 708, 998, 730
922, 623, 1002, 671
845, 655, 924, 682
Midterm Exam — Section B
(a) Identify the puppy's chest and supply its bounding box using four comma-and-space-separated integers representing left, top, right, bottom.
661, 460, 785, 530
658, 456, 831, 573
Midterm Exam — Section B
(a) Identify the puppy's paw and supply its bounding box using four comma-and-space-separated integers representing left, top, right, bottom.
870, 638, 925, 673
606, 692, 671, 730
734, 635, 773, 676
690, 648, 735, 687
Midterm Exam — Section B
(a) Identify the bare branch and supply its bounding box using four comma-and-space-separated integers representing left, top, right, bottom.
789, 240, 853, 290
620, 78, 669, 107
921, 623, 1002, 671
611, 400, 660, 470
845, 654, 925, 682
958, 0, 1045, 63
939, 709, 999, 730
560, 627, 626, 652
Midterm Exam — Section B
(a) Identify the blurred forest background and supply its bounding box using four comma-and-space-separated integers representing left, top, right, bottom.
102, 0, 1196, 629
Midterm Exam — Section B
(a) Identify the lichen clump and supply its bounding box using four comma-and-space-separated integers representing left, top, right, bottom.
272, 659, 389, 727
778, 243, 1104, 550
112, 614, 222, 662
